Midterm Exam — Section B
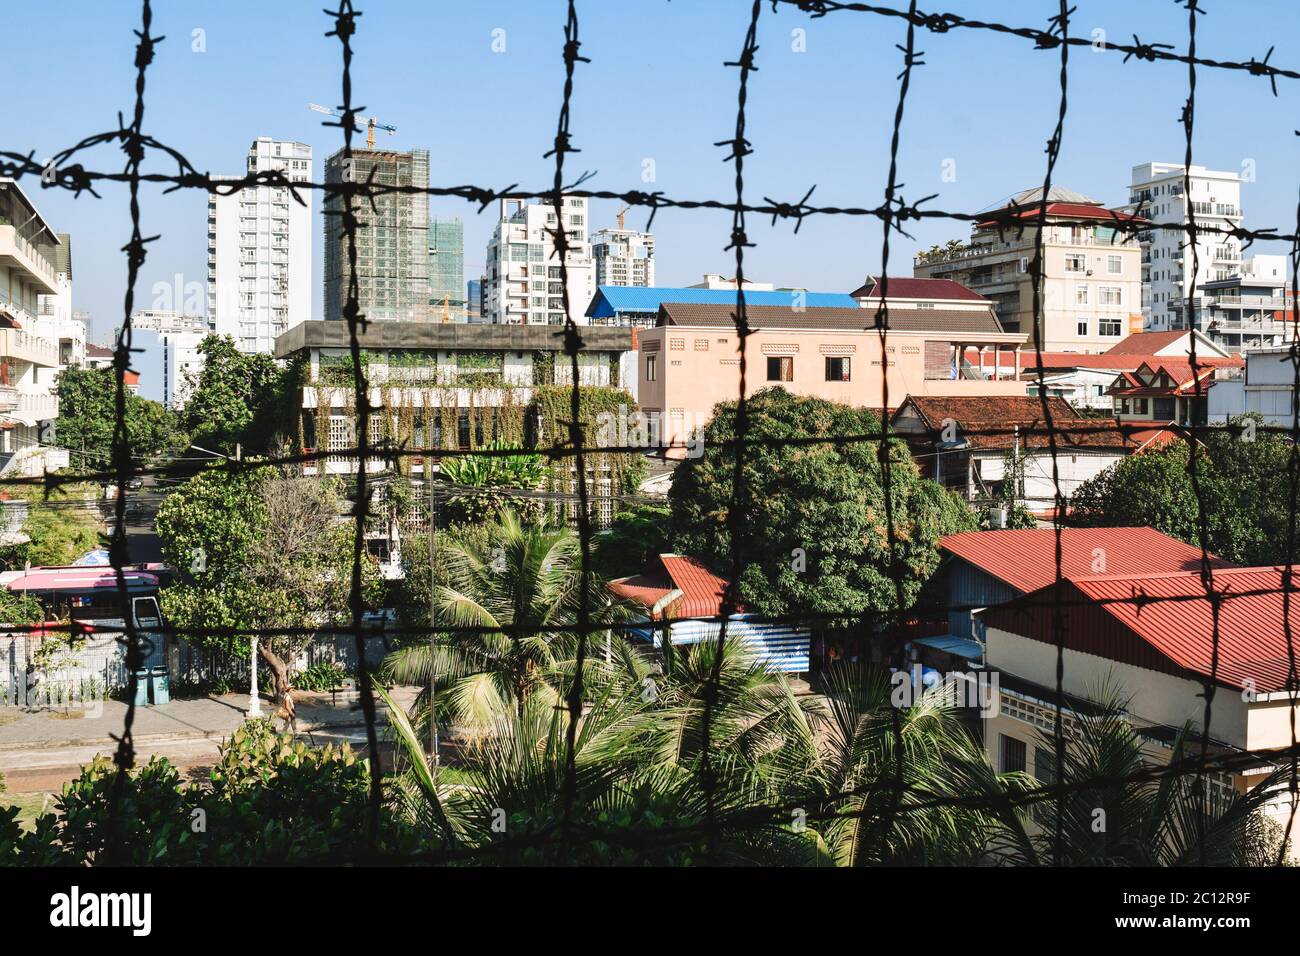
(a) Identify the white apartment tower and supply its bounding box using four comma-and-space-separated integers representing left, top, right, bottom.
128, 311, 207, 408
484, 198, 595, 324
592, 227, 655, 287
208, 138, 313, 353
1124, 162, 1244, 330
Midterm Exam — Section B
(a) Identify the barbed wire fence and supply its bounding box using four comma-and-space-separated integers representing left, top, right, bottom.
0, 0, 1297, 864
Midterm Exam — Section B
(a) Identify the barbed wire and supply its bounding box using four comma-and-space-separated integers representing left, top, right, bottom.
1, 0, 1298, 865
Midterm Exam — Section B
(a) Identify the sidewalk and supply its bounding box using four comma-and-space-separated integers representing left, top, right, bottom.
0, 687, 417, 793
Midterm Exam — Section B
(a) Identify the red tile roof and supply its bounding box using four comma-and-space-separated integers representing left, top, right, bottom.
977, 202, 1144, 228
896, 395, 1159, 450
850, 276, 987, 302
1104, 331, 1189, 355
962, 348, 1241, 374
609, 554, 736, 619
940, 527, 1231, 595
986, 567, 1300, 692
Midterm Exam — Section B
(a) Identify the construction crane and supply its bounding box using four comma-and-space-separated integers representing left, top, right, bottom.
616, 204, 630, 231
308, 103, 396, 150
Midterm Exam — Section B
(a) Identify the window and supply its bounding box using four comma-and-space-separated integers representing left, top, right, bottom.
1019, 257, 1029, 273
1107, 254, 1123, 275
766, 356, 793, 382
1153, 397, 1175, 419
1075, 285, 1089, 305
1064, 253, 1085, 273
825, 356, 851, 381
1100, 286, 1122, 306
1134, 398, 1149, 415
1099, 318, 1123, 336
1000, 735, 1026, 774
1076, 319, 1089, 336
645, 355, 657, 382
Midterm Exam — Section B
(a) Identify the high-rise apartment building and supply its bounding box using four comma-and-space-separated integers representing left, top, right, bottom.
913, 186, 1144, 352
592, 227, 655, 287
207, 138, 313, 354
129, 310, 207, 408
1122, 162, 1244, 330
466, 279, 483, 321
428, 217, 465, 320
483, 198, 594, 324
323, 147, 430, 323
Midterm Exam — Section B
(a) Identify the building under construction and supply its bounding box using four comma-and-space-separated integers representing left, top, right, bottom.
323, 147, 430, 323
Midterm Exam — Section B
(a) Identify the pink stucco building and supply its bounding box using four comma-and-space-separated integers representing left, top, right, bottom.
636, 278, 1028, 456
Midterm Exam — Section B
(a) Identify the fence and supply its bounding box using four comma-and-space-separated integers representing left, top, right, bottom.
2, 0, 1299, 865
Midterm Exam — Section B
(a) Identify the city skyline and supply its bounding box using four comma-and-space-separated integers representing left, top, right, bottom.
4, 0, 1298, 401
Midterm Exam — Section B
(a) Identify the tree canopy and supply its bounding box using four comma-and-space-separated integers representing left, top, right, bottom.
668, 387, 976, 620
179, 334, 298, 456
1069, 417, 1300, 566
53, 366, 183, 467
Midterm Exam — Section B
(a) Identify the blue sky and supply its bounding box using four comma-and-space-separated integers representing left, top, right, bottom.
3, 0, 1298, 402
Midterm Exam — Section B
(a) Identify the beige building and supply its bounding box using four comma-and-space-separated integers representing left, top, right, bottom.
637, 279, 1027, 456
914, 186, 1144, 353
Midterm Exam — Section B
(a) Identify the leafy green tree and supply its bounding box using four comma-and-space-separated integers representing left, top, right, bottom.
155, 464, 382, 709
179, 334, 297, 456
53, 366, 183, 467
668, 387, 977, 621
1069, 416, 1296, 565
437, 439, 547, 525
0, 504, 101, 571
592, 502, 672, 579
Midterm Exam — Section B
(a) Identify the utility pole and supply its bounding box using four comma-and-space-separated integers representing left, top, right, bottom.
427, 474, 438, 763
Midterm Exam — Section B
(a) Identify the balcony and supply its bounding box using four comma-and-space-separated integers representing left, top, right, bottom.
15, 392, 57, 421
0, 329, 59, 368
0, 225, 59, 295
0, 386, 17, 413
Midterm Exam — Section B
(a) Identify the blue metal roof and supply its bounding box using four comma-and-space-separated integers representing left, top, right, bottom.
586, 285, 859, 318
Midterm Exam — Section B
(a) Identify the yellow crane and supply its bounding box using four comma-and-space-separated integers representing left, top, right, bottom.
616, 204, 630, 231
308, 103, 396, 150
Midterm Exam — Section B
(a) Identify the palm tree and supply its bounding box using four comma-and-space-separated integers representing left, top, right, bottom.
994, 683, 1291, 866
383, 509, 633, 732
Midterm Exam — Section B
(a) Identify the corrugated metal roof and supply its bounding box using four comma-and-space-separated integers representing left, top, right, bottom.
987, 567, 1300, 692
660, 554, 736, 618
659, 301, 1006, 335
940, 527, 1231, 595
586, 285, 858, 318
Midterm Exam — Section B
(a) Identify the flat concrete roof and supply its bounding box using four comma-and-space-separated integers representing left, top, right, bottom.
274, 320, 635, 359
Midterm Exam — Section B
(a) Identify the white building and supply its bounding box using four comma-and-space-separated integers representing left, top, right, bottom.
1123, 162, 1244, 330
688, 273, 775, 291
208, 138, 313, 354
1169, 254, 1292, 354
592, 227, 655, 287
129, 311, 207, 409
483, 198, 595, 325
1208, 347, 1300, 430
0, 180, 71, 475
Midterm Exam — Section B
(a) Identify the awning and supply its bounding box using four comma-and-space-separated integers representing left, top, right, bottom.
913, 634, 984, 661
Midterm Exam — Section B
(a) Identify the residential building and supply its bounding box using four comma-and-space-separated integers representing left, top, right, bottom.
428, 217, 465, 320
1169, 255, 1293, 353
323, 147, 429, 324
273, 320, 635, 476
483, 197, 594, 325
610, 554, 810, 674
585, 285, 859, 327
966, 329, 1234, 411
208, 138, 313, 353
128, 311, 207, 409
1208, 346, 1300, 429
918, 528, 1300, 853
913, 186, 1144, 351
1108, 355, 1243, 427
891, 395, 1178, 513
0, 179, 69, 475
35, 233, 85, 379
83, 343, 114, 372
592, 226, 655, 287
1121, 162, 1245, 330
638, 282, 1027, 458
